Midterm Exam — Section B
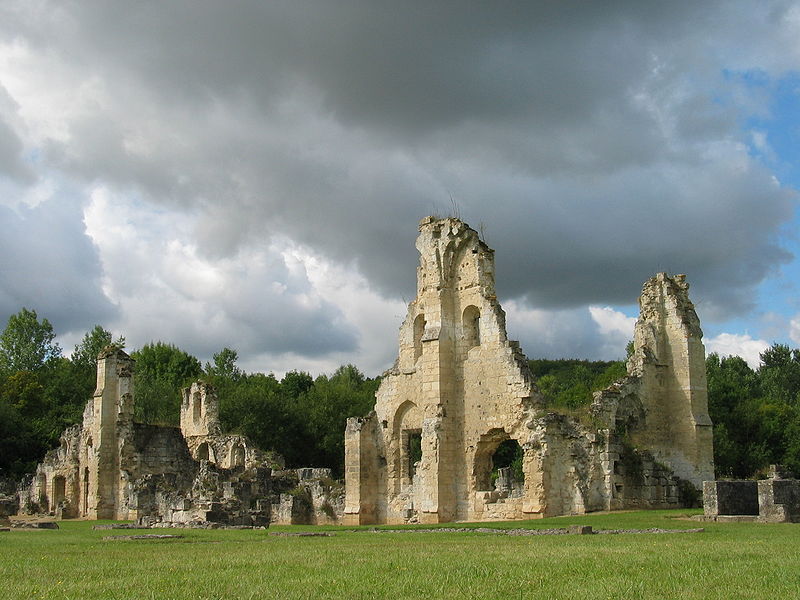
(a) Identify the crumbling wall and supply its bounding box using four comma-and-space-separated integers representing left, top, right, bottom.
625, 274, 714, 487
18, 348, 284, 527
345, 217, 713, 525
180, 382, 221, 437
270, 468, 344, 525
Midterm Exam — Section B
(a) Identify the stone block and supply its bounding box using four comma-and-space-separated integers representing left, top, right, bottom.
703, 480, 758, 516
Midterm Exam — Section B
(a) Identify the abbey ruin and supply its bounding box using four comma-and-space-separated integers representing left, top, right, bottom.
18, 348, 343, 526
344, 216, 714, 524
16, 216, 715, 527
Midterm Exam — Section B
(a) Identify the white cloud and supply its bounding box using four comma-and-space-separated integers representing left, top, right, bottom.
82, 187, 359, 371
589, 306, 636, 338
505, 301, 631, 361
789, 315, 800, 347
1, 2, 799, 373
705, 333, 769, 369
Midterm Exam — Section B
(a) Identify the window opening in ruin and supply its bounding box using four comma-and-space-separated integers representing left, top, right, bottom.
462, 305, 480, 349
400, 429, 423, 485
473, 430, 525, 496
192, 391, 202, 424
37, 474, 48, 512
413, 314, 426, 361
407, 431, 422, 480
53, 476, 66, 506
197, 442, 210, 462
82, 467, 89, 515
231, 444, 245, 468
491, 439, 524, 490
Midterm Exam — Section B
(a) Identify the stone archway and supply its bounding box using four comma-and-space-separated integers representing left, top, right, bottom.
392, 401, 423, 490
230, 443, 245, 468
196, 442, 212, 462
472, 429, 525, 493
53, 475, 66, 506
462, 305, 480, 349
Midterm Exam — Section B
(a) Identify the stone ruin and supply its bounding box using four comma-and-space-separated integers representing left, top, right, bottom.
17, 347, 343, 526
15, 215, 718, 527
344, 216, 714, 524
702, 465, 800, 523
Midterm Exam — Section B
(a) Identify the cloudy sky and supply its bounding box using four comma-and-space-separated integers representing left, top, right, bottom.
1, 1, 798, 376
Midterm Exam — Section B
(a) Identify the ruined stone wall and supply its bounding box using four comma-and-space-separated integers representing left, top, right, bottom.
180, 382, 221, 437
270, 468, 344, 525
626, 274, 714, 487
345, 217, 713, 525
346, 217, 542, 524
19, 348, 282, 526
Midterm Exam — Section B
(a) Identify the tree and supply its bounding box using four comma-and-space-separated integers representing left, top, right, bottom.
295, 365, 379, 475
204, 347, 242, 382
759, 344, 800, 405
281, 370, 314, 400
131, 342, 202, 425
0, 308, 62, 373
71, 325, 125, 373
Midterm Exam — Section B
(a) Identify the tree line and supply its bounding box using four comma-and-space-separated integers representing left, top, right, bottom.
2, 307, 800, 482
0, 308, 377, 479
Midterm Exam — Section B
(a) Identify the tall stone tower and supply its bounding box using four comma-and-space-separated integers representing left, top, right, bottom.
83, 347, 135, 519
626, 273, 714, 487
345, 217, 538, 524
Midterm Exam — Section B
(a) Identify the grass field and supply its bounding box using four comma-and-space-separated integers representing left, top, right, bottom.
2, 510, 799, 599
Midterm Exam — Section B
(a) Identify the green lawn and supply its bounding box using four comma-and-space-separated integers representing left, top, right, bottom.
2, 510, 798, 599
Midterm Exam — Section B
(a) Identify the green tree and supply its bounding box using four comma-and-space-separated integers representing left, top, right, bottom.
204, 347, 242, 382
529, 358, 626, 409
296, 365, 379, 475
759, 344, 800, 405
131, 342, 202, 425
71, 325, 125, 373
0, 308, 62, 374
281, 370, 314, 400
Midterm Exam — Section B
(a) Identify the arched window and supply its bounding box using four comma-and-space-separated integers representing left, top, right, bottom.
53, 476, 66, 506
492, 439, 525, 496
462, 305, 480, 349
197, 442, 210, 462
192, 391, 202, 424
393, 401, 422, 488
473, 430, 524, 496
413, 314, 426, 361
231, 444, 245, 468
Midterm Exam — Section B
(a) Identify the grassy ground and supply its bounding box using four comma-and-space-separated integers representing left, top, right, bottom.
2, 510, 798, 599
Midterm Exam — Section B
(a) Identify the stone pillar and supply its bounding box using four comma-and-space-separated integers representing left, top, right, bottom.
630, 274, 714, 488
343, 415, 379, 525
87, 347, 134, 520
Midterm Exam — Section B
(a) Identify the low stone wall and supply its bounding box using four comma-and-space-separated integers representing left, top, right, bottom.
758, 478, 800, 523
703, 466, 800, 523
703, 480, 759, 516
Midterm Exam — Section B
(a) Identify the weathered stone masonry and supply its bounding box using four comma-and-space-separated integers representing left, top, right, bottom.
19, 348, 346, 526
19, 348, 279, 525
345, 217, 714, 525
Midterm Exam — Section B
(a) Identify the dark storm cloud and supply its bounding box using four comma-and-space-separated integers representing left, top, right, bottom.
2, 0, 797, 328
0, 197, 117, 335
0, 86, 33, 183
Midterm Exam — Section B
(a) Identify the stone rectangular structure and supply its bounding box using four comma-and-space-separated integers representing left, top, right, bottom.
703, 480, 759, 517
